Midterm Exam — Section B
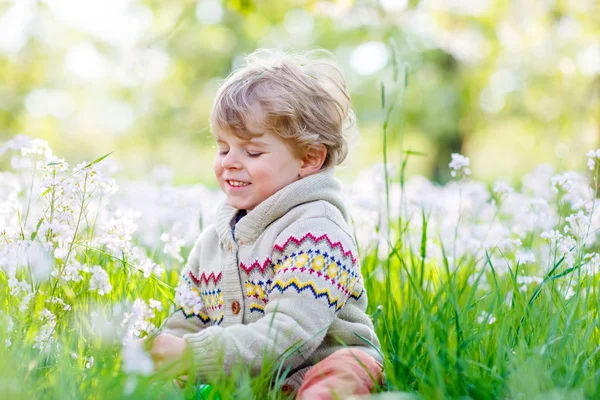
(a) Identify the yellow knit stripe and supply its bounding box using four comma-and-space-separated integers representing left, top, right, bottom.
249, 303, 266, 313
271, 277, 346, 311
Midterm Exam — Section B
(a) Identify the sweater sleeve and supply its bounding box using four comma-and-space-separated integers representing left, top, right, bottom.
161, 236, 211, 338
182, 219, 361, 379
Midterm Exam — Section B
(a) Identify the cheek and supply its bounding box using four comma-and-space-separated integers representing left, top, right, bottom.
247, 162, 273, 181
213, 157, 222, 177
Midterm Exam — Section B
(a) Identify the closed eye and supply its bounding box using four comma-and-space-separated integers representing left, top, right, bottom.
247, 152, 262, 157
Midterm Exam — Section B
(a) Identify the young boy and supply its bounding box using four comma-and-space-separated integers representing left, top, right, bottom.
150, 49, 384, 399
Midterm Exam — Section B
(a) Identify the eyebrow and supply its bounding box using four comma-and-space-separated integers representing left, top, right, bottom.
215, 137, 268, 147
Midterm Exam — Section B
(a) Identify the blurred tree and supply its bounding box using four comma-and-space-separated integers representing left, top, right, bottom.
0, 0, 598, 185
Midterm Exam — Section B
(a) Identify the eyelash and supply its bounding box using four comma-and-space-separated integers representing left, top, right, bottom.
218, 150, 262, 158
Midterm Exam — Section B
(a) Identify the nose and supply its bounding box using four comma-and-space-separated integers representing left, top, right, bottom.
221, 149, 242, 170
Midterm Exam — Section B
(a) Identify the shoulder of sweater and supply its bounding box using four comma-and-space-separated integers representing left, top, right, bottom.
271, 200, 354, 241
198, 223, 220, 246
188, 223, 220, 255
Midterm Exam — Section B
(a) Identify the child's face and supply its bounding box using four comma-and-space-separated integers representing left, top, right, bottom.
213, 109, 304, 211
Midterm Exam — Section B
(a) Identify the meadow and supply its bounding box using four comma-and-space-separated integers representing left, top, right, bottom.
1, 132, 600, 399
1, 1, 598, 398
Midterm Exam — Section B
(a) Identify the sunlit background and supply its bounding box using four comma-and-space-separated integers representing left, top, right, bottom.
0, 0, 598, 187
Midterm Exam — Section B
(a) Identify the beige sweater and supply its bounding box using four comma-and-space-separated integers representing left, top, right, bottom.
162, 168, 382, 393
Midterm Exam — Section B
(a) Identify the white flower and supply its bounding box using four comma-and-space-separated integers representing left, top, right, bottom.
86, 356, 94, 369
551, 173, 571, 193
559, 284, 575, 299
175, 281, 203, 314
541, 229, 561, 243
468, 274, 491, 291
40, 308, 56, 323
477, 311, 496, 325
83, 305, 126, 341
498, 238, 522, 252
586, 149, 600, 171
122, 339, 154, 376
20, 139, 53, 160
517, 275, 544, 287
160, 232, 185, 262
8, 277, 32, 297
0, 241, 28, 278
19, 292, 35, 312
98, 215, 138, 255
0, 134, 33, 157
33, 312, 57, 354
89, 266, 112, 296
123, 299, 158, 338
493, 181, 514, 196
0, 241, 53, 282
41, 219, 74, 245
45, 296, 72, 311
1, 312, 14, 333
53, 260, 88, 282
135, 257, 164, 279
449, 153, 471, 178
565, 210, 589, 240
148, 299, 163, 312
38, 155, 69, 173
516, 249, 536, 265
26, 241, 55, 282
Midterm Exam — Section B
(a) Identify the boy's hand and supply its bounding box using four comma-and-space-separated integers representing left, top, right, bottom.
150, 333, 192, 376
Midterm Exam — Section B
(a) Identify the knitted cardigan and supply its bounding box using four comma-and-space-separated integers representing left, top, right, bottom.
162, 168, 382, 393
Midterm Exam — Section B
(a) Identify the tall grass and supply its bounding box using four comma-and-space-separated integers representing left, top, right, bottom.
2, 62, 600, 399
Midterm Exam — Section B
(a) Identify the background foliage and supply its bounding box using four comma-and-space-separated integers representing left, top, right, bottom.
1, 0, 599, 186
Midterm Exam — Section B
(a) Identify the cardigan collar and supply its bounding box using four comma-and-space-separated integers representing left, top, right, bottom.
214, 168, 347, 245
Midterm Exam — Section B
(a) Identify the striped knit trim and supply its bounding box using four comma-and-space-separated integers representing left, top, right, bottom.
273, 232, 357, 263
271, 277, 346, 311
249, 303, 266, 314
275, 266, 354, 297
350, 288, 364, 301
177, 307, 211, 324
211, 313, 224, 326
240, 258, 273, 274
189, 270, 222, 285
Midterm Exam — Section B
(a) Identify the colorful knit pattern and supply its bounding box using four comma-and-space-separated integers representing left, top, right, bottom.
200, 288, 224, 312
174, 272, 222, 326
249, 303, 266, 314
189, 270, 222, 285
174, 275, 211, 323
240, 259, 273, 274
245, 279, 271, 313
271, 277, 346, 311
270, 243, 361, 311
211, 313, 224, 326
177, 307, 211, 324
274, 249, 359, 293
273, 233, 358, 264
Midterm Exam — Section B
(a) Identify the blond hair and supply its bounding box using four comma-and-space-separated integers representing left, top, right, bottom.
210, 48, 357, 169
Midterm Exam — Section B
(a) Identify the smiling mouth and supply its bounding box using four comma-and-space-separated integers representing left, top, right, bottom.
226, 180, 250, 187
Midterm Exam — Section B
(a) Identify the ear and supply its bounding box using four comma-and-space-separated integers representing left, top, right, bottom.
299, 145, 327, 178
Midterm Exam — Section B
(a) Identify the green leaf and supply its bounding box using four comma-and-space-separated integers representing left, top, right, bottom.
405, 150, 426, 157
30, 217, 44, 241
84, 151, 115, 169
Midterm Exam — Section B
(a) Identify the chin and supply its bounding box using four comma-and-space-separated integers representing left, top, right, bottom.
228, 199, 252, 210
